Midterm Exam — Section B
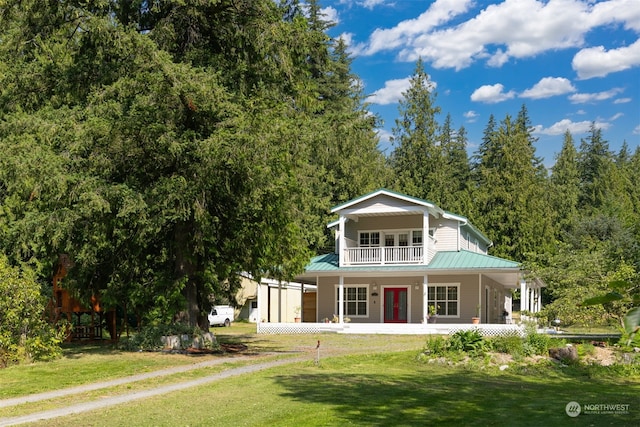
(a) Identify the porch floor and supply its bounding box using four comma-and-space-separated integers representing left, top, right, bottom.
257, 322, 524, 337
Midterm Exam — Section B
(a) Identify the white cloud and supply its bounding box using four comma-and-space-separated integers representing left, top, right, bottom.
368, 75, 437, 105
320, 7, 339, 25
359, 0, 387, 9
569, 88, 624, 104
364, 0, 474, 57
487, 49, 509, 68
614, 98, 632, 104
520, 77, 576, 99
534, 119, 611, 135
634, 125, 640, 135
572, 38, 640, 79
359, 0, 640, 71
368, 78, 412, 105
470, 83, 516, 104
376, 128, 393, 149
464, 110, 479, 122
609, 112, 624, 121
339, 32, 368, 57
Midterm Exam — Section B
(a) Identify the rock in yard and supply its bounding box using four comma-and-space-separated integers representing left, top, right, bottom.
549, 346, 578, 363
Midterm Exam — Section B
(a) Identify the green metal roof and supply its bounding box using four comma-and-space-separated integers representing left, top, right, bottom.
304, 250, 519, 273
428, 250, 520, 269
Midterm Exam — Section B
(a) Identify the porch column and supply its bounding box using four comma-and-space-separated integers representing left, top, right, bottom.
338, 275, 344, 323
423, 210, 429, 264
300, 282, 305, 321
338, 216, 345, 267
278, 280, 282, 322
422, 275, 429, 322
256, 280, 261, 327
520, 280, 528, 314
478, 274, 482, 323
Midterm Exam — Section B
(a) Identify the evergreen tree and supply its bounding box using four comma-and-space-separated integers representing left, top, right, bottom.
436, 114, 472, 214
577, 123, 614, 211
549, 131, 580, 237
472, 113, 553, 260
0, 0, 356, 329
389, 58, 442, 201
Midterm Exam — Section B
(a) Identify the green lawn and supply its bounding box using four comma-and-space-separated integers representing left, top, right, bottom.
35, 350, 639, 427
1, 324, 638, 426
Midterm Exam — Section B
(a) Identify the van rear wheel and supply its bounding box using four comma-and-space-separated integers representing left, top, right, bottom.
224, 319, 231, 327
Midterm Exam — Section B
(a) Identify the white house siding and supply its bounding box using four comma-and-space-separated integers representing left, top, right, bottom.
432, 219, 459, 252
346, 194, 418, 212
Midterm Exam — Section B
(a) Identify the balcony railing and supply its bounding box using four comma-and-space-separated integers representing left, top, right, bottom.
344, 246, 424, 265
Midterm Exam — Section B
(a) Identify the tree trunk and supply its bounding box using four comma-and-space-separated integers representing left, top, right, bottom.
174, 223, 201, 329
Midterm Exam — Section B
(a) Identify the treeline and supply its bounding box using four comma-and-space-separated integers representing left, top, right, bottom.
0, 0, 637, 333
388, 60, 640, 326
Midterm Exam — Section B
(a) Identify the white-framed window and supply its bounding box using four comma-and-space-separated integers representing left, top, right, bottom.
335, 285, 368, 317
384, 234, 395, 247
412, 230, 423, 246
427, 284, 459, 317
360, 229, 423, 247
359, 231, 380, 247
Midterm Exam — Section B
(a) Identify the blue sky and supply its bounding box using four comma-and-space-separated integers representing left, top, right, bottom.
318, 0, 640, 166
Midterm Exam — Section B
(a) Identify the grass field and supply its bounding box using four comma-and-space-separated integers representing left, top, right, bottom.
1, 322, 639, 426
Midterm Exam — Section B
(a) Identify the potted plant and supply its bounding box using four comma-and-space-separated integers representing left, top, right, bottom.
294, 306, 301, 323
472, 304, 481, 324
427, 304, 439, 323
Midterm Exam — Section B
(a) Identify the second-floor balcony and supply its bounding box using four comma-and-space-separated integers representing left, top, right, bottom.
343, 244, 435, 266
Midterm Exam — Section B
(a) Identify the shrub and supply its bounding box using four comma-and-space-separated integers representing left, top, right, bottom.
490, 334, 524, 357
0, 257, 65, 367
423, 335, 448, 356
523, 324, 552, 356
448, 329, 486, 354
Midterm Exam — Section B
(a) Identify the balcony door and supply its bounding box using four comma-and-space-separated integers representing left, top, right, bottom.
384, 287, 408, 323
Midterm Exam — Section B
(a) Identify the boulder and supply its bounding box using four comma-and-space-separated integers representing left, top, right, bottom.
549, 345, 578, 363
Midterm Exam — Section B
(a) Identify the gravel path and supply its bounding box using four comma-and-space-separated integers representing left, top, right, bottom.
0, 355, 306, 427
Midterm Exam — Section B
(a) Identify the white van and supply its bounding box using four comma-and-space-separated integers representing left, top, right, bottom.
208, 305, 234, 327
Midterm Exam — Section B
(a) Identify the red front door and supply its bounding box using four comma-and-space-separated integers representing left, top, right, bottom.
384, 288, 408, 323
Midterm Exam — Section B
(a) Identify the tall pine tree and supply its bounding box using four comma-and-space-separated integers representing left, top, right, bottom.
389, 58, 442, 201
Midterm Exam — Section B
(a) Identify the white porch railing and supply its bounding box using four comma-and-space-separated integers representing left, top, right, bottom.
344, 246, 424, 265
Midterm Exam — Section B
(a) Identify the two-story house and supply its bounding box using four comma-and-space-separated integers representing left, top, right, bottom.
295, 189, 542, 326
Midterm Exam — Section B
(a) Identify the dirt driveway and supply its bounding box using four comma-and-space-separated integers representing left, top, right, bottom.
0, 355, 305, 427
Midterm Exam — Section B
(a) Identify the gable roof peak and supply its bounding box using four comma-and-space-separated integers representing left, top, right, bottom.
330, 188, 441, 214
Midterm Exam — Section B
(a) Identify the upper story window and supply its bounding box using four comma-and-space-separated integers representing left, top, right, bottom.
412, 230, 423, 246
360, 230, 424, 247
359, 231, 380, 247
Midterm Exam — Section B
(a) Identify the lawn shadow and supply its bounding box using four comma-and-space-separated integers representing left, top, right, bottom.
272, 358, 640, 426
61, 342, 121, 359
